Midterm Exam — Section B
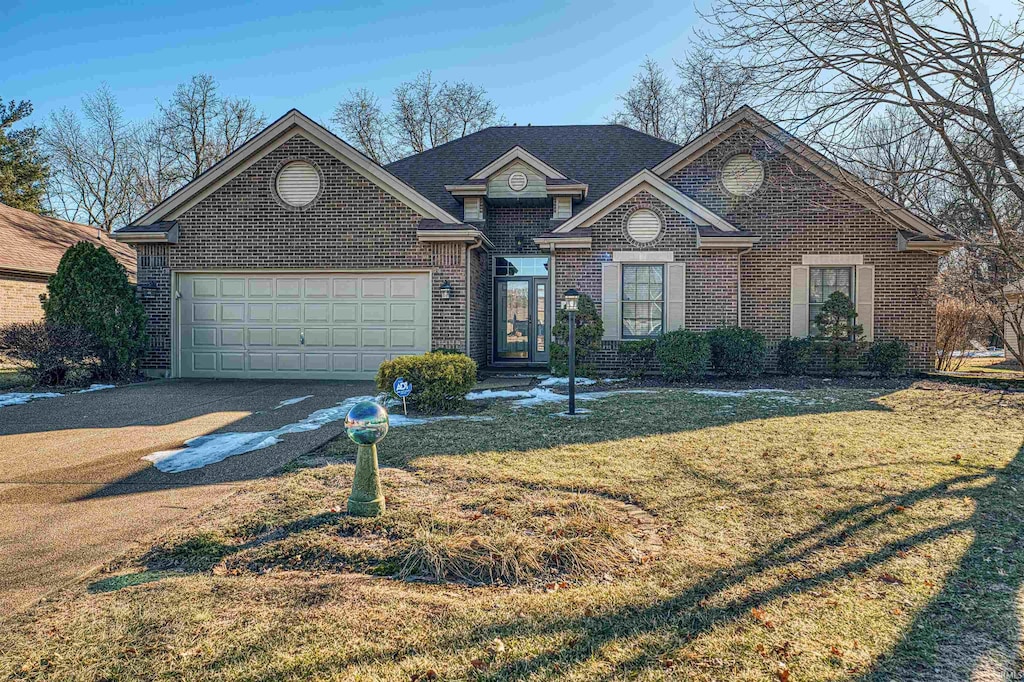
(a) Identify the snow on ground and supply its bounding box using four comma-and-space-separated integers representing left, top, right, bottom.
76, 384, 115, 393
466, 386, 654, 408
689, 388, 790, 398
274, 395, 314, 409
537, 376, 597, 387
688, 388, 838, 407
0, 392, 63, 408
143, 395, 497, 473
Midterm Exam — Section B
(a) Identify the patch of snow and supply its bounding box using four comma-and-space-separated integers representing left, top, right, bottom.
390, 414, 495, 427
537, 376, 597, 387
76, 384, 115, 393
144, 395, 376, 473
0, 392, 63, 408
466, 386, 655, 408
689, 388, 790, 399
273, 395, 314, 409
601, 377, 629, 384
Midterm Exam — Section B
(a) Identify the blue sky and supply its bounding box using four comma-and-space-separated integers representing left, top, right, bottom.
3, 0, 705, 130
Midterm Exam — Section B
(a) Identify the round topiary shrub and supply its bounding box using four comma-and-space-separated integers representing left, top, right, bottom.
655, 329, 710, 381
706, 326, 767, 377
864, 339, 910, 377
777, 337, 815, 375
41, 242, 147, 381
376, 351, 478, 413
550, 293, 603, 377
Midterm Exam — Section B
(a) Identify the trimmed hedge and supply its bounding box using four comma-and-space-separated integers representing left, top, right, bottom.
707, 326, 767, 377
655, 330, 710, 381
864, 339, 910, 377
376, 352, 477, 413
777, 337, 815, 375
618, 339, 657, 379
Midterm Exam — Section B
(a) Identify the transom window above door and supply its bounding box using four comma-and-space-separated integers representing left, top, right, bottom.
494, 257, 549, 277
622, 264, 664, 338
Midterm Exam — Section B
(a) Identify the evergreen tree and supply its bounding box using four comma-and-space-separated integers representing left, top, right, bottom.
0, 98, 48, 212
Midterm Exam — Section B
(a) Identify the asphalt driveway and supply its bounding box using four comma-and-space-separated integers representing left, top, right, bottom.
0, 379, 375, 614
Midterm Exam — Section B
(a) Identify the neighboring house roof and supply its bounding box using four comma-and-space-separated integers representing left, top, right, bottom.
119, 109, 461, 237
0, 202, 136, 280
386, 125, 681, 217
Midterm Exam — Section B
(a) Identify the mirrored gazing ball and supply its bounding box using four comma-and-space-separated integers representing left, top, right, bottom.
345, 400, 389, 445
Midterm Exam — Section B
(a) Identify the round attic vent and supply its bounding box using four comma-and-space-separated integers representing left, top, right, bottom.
721, 154, 764, 196
626, 209, 662, 244
276, 161, 321, 207
508, 171, 529, 192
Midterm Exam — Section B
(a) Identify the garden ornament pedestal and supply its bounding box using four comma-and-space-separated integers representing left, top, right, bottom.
345, 401, 389, 517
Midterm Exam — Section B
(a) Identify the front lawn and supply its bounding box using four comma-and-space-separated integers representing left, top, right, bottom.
3, 382, 1023, 681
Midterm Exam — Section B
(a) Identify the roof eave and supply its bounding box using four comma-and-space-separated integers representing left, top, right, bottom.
534, 236, 592, 250
698, 235, 762, 249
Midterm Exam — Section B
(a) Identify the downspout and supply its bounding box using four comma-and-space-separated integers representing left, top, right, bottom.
465, 238, 484, 357
736, 247, 753, 327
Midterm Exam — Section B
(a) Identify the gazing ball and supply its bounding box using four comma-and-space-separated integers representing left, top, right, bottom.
345, 401, 389, 445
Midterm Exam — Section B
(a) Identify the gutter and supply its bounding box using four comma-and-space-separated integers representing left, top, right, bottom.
465, 237, 485, 357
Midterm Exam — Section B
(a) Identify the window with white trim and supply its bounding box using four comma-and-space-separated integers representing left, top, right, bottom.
809, 266, 854, 335
622, 264, 664, 337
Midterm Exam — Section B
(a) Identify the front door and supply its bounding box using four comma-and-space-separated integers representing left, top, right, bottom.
493, 257, 550, 363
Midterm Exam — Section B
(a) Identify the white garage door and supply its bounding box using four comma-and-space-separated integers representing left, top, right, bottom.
178, 272, 431, 379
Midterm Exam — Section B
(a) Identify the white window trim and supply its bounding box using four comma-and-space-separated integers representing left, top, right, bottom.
621, 263, 666, 339
612, 251, 674, 263
802, 254, 864, 266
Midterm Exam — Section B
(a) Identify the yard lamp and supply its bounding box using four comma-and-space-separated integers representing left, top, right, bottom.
564, 289, 580, 415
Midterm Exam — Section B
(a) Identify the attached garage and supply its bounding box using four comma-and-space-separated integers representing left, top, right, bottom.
177, 271, 431, 379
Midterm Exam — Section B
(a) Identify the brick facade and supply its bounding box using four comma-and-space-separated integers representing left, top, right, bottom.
0, 273, 48, 326
135, 134, 471, 374
664, 128, 937, 370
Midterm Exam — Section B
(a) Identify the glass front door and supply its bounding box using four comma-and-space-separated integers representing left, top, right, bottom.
495, 278, 550, 362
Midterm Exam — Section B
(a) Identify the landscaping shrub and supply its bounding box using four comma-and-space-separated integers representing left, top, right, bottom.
0, 321, 99, 386
618, 339, 657, 379
706, 326, 767, 377
777, 337, 815, 375
864, 339, 910, 377
655, 329, 710, 381
376, 351, 477, 412
550, 293, 603, 377
814, 292, 863, 375
42, 242, 147, 380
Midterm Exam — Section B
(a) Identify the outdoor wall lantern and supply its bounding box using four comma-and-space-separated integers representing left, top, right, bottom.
564, 288, 580, 414
440, 280, 453, 299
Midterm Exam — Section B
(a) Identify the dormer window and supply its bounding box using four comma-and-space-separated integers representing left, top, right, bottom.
552, 196, 572, 220
464, 197, 484, 222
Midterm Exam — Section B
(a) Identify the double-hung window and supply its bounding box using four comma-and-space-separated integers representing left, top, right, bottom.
809, 266, 854, 335
622, 264, 664, 338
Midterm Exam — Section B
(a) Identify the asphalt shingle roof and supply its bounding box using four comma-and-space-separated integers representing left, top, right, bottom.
386, 125, 681, 218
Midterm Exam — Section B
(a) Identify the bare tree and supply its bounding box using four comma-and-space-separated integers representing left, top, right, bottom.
611, 51, 758, 143
610, 58, 681, 142
334, 71, 503, 161
703, 0, 1024, 271
130, 119, 176, 212
156, 74, 265, 184
331, 88, 395, 164
675, 47, 756, 141
43, 85, 137, 231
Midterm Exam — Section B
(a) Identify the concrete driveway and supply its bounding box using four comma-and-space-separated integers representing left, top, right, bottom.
0, 379, 375, 614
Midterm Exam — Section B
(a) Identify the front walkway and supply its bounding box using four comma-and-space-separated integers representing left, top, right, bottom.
0, 379, 374, 614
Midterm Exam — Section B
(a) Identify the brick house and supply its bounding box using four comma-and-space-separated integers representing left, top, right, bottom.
0, 202, 136, 326
114, 107, 955, 379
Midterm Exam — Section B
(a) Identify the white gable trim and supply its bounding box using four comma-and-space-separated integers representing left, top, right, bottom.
131, 109, 461, 226
653, 106, 945, 238
468, 146, 567, 181
552, 169, 739, 234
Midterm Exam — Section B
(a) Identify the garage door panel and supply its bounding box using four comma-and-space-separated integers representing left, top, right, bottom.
179, 272, 430, 379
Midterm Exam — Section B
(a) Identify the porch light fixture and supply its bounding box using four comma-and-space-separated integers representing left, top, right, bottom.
564, 288, 580, 312
440, 280, 453, 299
564, 288, 580, 414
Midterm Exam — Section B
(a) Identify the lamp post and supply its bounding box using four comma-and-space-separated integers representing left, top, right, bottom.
564, 288, 580, 415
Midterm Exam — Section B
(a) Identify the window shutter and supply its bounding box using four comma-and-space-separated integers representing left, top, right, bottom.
601, 262, 621, 341
666, 262, 686, 331
791, 265, 810, 337
856, 265, 875, 341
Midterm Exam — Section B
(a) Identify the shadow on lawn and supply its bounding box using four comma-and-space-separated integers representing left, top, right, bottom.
450, 444, 1023, 682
